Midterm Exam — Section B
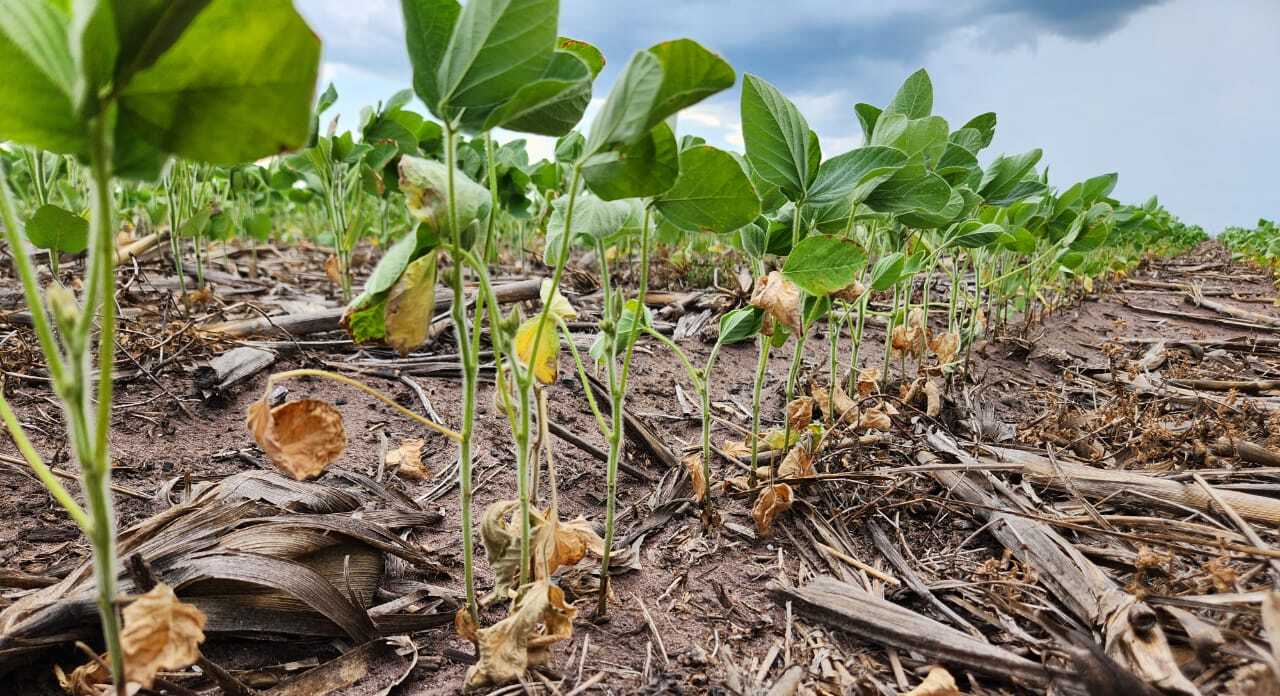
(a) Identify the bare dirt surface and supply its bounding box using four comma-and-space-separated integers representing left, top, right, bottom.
3, 240, 1280, 694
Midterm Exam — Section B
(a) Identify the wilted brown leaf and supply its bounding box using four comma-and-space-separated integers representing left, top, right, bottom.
455, 606, 479, 643
750, 271, 802, 335
786, 396, 814, 431
683, 453, 707, 503
924, 379, 943, 417
930, 331, 960, 365
813, 383, 859, 424
832, 279, 866, 303
466, 581, 577, 688
752, 483, 793, 536
903, 666, 959, 696
721, 439, 752, 458
54, 659, 109, 696
484, 501, 604, 602
324, 254, 342, 285
386, 438, 428, 480
857, 367, 881, 397
121, 583, 207, 688
777, 444, 814, 479
247, 398, 346, 480
860, 405, 892, 432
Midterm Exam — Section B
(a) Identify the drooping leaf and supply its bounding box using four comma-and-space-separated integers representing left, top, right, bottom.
514, 316, 560, 384
868, 251, 906, 291
854, 102, 881, 144
542, 193, 635, 264
583, 50, 663, 155
741, 74, 817, 201
947, 221, 1001, 249
717, 306, 763, 345
644, 38, 735, 130
782, 236, 867, 296
483, 46, 596, 136
399, 155, 491, 236
24, 204, 89, 253
978, 149, 1043, 205
805, 146, 908, 209
654, 145, 760, 233
750, 271, 803, 335
384, 250, 439, 355
401, 0, 462, 113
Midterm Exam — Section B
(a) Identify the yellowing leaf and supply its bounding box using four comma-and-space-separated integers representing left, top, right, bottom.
121, 584, 207, 688
752, 483, 793, 536
466, 581, 577, 688
246, 398, 346, 480
514, 316, 560, 385
386, 438, 428, 480
539, 278, 578, 320
384, 251, 439, 356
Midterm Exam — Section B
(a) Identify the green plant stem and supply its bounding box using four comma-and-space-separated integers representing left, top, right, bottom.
698, 341, 722, 518
558, 319, 609, 437
443, 124, 480, 622
596, 206, 651, 618
747, 337, 772, 488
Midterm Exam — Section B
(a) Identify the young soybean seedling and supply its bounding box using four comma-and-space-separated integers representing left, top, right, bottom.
0, 3, 319, 692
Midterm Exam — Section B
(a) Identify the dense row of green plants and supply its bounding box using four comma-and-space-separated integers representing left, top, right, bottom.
1222, 218, 1279, 272
0, 0, 1210, 690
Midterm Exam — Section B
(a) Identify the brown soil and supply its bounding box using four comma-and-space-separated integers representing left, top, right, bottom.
2, 240, 1279, 694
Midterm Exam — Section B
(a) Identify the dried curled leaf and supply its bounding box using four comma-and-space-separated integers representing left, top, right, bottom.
455, 606, 479, 643
750, 271, 802, 335
482, 501, 603, 602
832, 279, 866, 303
857, 367, 881, 397
930, 330, 960, 365
904, 666, 960, 696
777, 443, 814, 479
466, 581, 577, 688
924, 379, 943, 417
246, 398, 346, 480
683, 453, 707, 503
54, 659, 109, 696
786, 396, 814, 432
752, 483, 793, 536
721, 439, 752, 458
386, 438, 428, 480
860, 405, 892, 432
514, 316, 560, 385
812, 383, 859, 424
121, 583, 207, 688
324, 254, 342, 285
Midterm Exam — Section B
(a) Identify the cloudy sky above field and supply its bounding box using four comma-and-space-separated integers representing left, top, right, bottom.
296, 0, 1279, 231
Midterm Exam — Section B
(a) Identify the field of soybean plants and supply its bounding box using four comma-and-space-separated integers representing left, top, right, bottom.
1, 1, 1278, 694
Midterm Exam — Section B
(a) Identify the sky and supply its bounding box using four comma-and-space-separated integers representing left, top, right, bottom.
295, 0, 1280, 232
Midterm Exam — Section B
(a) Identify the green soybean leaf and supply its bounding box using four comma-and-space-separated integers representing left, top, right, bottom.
958, 112, 997, 151
0, 0, 83, 154
782, 236, 867, 296
245, 212, 273, 242
558, 36, 603, 77
868, 251, 906, 292
806, 146, 908, 208
1080, 172, 1118, 205
543, 193, 635, 264
717, 306, 763, 345
117, 0, 321, 173
654, 145, 760, 234
436, 0, 557, 128
948, 221, 1001, 249
584, 50, 663, 155
582, 121, 679, 200
997, 226, 1037, 255
483, 47, 595, 136
885, 68, 932, 119
863, 164, 952, 215
345, 294, 389, 343
401, 0, 461, 114
644, 38, 735, 130
854, 103, 881, 144
362, 231, 420, 298
741, 74, 816, 201
25, 204, 89, 254
978, 149, 1043, 205
897, 186, 965, 229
